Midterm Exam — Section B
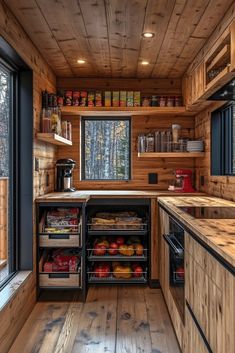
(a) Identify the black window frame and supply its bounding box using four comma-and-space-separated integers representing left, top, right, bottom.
0, 36, 33, 289
81, 116, 132, 181
211, 102, 234, 176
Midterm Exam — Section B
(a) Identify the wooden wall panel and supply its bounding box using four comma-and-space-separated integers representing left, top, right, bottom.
195, 102, 235, 202
57, 114, 195, 190
0, 1, 56, 352
57, 77, 182, 96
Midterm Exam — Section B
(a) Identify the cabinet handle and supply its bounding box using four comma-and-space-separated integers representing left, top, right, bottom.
186, 301, 213, 353
163, 234, 184, 256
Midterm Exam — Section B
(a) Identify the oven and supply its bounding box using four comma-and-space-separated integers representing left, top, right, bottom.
164, 216, 185, 322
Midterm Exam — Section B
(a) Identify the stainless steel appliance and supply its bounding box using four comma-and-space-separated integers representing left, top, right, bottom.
56, 158, 76, 192
164, 216, 185, 321
179, 206, 235, 219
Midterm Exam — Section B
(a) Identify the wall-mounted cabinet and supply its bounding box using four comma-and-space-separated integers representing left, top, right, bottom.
183, 20, 235, 109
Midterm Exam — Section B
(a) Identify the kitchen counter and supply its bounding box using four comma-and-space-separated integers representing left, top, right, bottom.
158, 196, 235, 268
35, 190, 205, 203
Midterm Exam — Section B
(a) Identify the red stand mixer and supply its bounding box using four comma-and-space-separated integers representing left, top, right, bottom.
170, 169, 195, 193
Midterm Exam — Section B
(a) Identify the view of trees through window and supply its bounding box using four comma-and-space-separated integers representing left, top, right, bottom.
82, 118, 130, 180
0, 63, 11, 285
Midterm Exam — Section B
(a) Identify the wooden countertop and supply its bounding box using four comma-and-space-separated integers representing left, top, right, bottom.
158, 196, 235, 268
35, 190, 205, 203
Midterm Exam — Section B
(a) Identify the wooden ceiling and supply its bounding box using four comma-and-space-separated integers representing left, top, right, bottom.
5, 0, 233, 78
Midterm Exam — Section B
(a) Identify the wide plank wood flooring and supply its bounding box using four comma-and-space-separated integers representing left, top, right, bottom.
8, 287, 181, 353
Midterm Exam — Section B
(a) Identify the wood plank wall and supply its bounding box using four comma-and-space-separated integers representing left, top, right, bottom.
0, 2, 56, 353
57, 114, 195, 190
195, 102, 235, 202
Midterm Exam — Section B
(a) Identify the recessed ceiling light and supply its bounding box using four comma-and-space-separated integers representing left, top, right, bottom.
142, 32, 155, 38
77, 59, 86, 64
141, 60, 149, 65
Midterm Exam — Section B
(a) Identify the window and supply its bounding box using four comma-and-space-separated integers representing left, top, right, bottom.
0, 61, 16, 285
0, 37, 33, 289
81, 117, 131, 180
211, 103, 235, 175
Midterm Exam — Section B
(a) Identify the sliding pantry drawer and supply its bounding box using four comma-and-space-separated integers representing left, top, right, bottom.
39, 231, 82, 248
39, 271, 81, 288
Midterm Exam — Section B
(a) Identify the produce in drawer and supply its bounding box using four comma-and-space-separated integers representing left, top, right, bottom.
118, 244, 135, 256
113, 264, 132, 279
94, 243, 106, 256
90, 211, 144, 230
46, 208, 79, 230
94, 263, 111, 278
134, 244, 144, 256
42, 249, 80, 272
132, 263, 144, 277
108, 242, 118, 255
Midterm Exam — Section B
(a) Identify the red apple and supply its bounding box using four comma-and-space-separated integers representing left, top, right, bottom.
108, 242, 118, 255
176, 267, 184, 279
133, 266, 143, 278
94, 244, 106, 256
116, 237, 125, 246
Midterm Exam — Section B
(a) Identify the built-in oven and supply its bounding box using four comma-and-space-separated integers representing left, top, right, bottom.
163, 216, 185, 322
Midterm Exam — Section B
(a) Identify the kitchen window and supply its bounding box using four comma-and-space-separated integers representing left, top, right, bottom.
81, 117, 131, 180
0, 37, 33, 289
0, 60, 16, 286
211, 103, 235, 175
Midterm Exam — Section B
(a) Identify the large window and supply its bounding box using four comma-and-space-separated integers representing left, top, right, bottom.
0, 61, 15, 285
211, 103, 235, 175
81, 118, 131, 180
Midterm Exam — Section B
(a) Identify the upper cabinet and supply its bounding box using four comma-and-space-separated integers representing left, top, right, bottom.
183, 21, 235, 109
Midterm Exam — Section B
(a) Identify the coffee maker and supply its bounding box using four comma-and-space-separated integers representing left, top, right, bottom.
56, 159, 76, 192
168, 169, 195, 193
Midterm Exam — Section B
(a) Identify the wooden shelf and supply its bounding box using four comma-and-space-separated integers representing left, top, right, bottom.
206, 44, 230, 73
138, 152, 205, 158
37, 133, 72, 146
61, 106, 189, 116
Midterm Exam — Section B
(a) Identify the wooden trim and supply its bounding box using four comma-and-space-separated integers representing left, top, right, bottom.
206, 44, 230, 73
60, 106, 188, 116
36, 133, 72, 146
150, 198, 158, 280
138, 152, 205, 158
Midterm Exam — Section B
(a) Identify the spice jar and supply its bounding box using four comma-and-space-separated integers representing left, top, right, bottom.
159, 96, 166, 107
166, 96, 174, 107
146, 133, 155, 152
67, 122, 72, 141
175, 96, 182, 107
41, 108, 51, 133
138, 134, 146, 153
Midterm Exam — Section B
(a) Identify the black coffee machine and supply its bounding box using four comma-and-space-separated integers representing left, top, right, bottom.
56, 159, 76, 192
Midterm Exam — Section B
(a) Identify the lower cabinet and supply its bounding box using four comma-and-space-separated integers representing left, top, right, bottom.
185, 233, 235, 353
159, 206, 235, 353
184, 305, 210, 353
159, 208, 184, 350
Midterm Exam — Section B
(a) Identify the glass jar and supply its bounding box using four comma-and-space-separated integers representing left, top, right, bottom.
41, 108, 51, 133
146, 133, 155, 152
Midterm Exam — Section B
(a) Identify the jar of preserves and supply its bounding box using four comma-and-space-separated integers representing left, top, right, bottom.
159, 96, 166, 107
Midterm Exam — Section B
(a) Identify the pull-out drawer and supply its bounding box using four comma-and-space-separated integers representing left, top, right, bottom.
39, 270, 81, 288
39, 232, 82, 247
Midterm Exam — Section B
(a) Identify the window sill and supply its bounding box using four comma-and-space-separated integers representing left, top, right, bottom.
0, 271, 32, 312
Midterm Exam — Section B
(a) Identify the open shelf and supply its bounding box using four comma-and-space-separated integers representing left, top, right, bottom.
60, 106, 188, 116
37, 133, 72, 146
138, 152, 205, 158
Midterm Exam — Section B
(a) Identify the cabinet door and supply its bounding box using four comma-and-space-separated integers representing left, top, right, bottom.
159, 207, 169, 297
185, 234, 235, 353
191, 62, 205, 104
185, 306, 210, 353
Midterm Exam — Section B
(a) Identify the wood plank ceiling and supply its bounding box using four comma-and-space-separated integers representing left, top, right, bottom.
5, 0, 233, 78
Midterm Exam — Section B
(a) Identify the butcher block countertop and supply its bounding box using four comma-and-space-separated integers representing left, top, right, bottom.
158, 196, 235, 269
35, 190, 204, 203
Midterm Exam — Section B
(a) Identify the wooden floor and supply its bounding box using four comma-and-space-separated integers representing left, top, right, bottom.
8, 287, 181, 353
